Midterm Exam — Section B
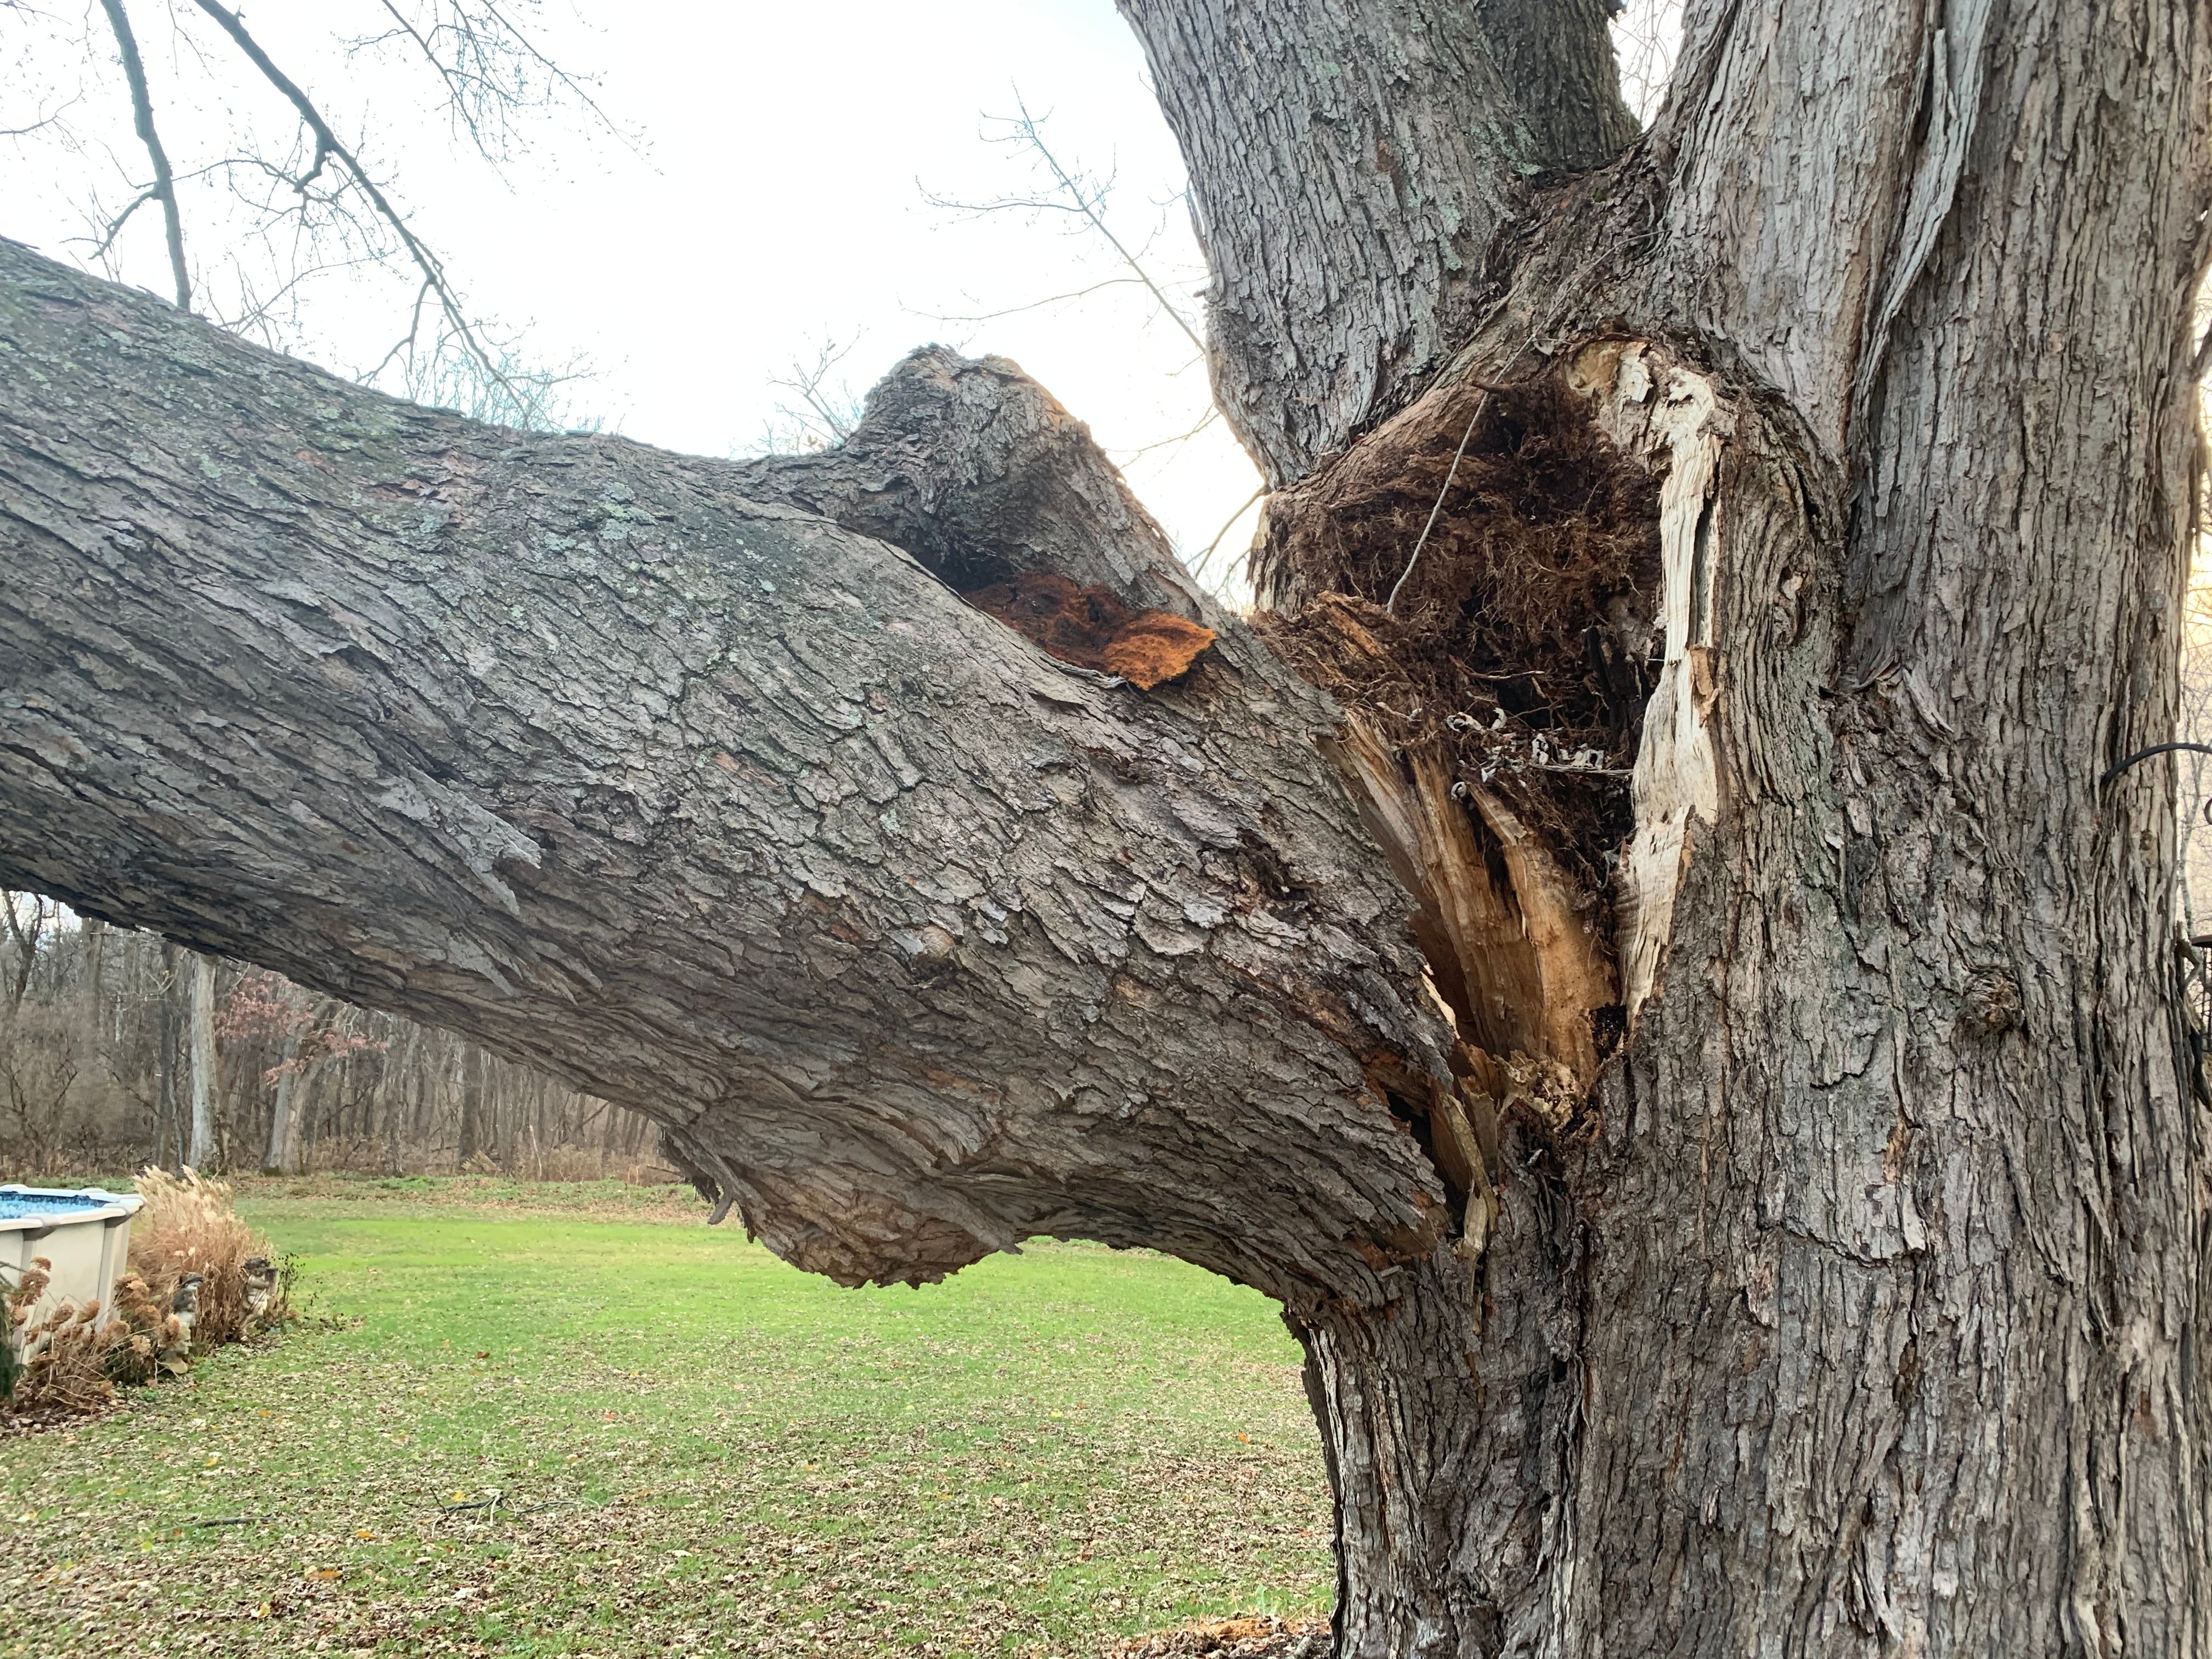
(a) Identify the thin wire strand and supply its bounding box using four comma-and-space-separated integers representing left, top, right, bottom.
1384, 391, 1491, 616
1379, 219, 1638, 616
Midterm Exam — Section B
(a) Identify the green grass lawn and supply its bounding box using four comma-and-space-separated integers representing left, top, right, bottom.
0, 1182, 1333, 1657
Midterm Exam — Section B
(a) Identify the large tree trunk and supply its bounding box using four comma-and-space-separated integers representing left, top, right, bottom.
1126, 1, 2210, 1650
1119, 0, 1634, 486
3, 0, 2209, 1652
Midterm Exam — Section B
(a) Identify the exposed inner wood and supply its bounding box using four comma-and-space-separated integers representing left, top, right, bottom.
1249, 353, 1701, 1201
1569, 340, 1729, 1023
962, 573, 1217, 691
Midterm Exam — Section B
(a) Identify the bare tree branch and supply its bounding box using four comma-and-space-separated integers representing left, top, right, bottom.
369, 0, 500, 155
189, 0, 513, 398
95, 0, 190, 309
3, 893, 49, 1017
1188, 483, 1265, 583
0, 93, 80, 140
78, 182, 161, 262
917, 275, 1148, 326
354, 0, 629, 163
761, 334, 868, 450
923, 90, 1206, 359
436, 0, 627, 143
1111, 403, 1218, 465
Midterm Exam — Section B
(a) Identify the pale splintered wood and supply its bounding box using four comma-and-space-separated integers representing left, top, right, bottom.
1574, 340, 1728, 1024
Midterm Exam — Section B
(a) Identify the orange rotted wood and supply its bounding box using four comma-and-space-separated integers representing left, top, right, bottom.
965, 572, 1217, 691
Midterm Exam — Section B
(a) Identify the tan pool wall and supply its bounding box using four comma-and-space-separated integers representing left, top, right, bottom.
0, 1190, 142, 1329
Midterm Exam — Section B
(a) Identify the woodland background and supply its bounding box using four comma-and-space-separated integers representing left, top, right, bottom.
0, 902, 664, 1178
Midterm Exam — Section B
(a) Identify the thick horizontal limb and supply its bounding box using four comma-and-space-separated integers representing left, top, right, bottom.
0, 239, 1456, 1308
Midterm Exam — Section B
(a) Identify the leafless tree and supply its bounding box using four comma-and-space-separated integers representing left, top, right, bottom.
924, 92, 1208, 361
4, 3, 2210, 1653
7, 0, 614, 409
0, 901, 659, 1178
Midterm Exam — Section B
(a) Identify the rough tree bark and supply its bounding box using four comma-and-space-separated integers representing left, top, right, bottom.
261, 1027, 303, 1175
0, 242, 1457, 1312
184, 950, 218, 1167
1123, 0, 1634, 487
2, 1, 2208, 1654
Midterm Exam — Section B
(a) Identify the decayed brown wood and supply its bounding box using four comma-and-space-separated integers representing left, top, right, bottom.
1323, 715, 1609, 1101
960, 574, 1217, 691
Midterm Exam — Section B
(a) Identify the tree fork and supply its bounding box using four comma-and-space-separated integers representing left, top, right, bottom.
4, 0, 2211, 1652
1130, 0, 2212, 1647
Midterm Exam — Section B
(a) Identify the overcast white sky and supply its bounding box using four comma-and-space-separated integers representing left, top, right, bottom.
0, 2, 1263, 562
0, 2, 1677, 575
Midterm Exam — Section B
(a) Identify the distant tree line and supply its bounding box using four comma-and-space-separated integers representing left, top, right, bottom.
1, 893, 662, 1180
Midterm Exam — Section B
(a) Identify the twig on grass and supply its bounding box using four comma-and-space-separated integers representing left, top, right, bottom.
437, 1492, 506, 1517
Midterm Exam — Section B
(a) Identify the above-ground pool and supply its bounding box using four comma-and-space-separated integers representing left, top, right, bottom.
0, 1185, 144, 1326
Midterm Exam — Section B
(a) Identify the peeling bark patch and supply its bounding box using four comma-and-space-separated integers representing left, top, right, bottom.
964, 573, 1218, 690
1572, 342, 1731, 1023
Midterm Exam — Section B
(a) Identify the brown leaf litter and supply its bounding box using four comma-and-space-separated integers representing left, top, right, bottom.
1102, 1613, 1331, 1657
